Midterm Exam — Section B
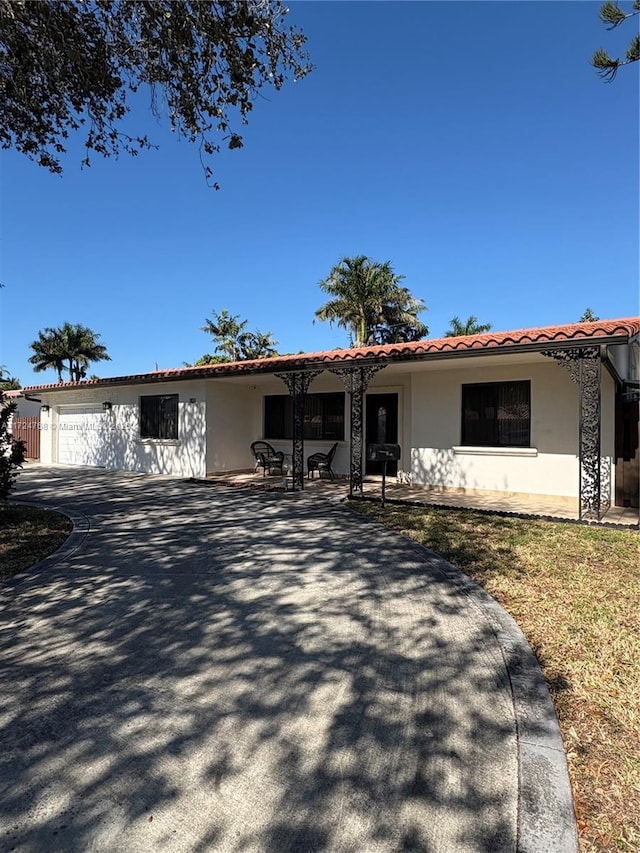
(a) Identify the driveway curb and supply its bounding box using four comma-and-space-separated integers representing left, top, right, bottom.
342, 502, 579, 853
6, 500, 91, 581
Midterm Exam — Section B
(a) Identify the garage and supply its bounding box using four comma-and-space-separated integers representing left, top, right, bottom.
57, 405, 105, 466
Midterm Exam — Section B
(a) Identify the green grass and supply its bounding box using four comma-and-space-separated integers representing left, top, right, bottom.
0, 505, 72, 582
349, 500, 639, 853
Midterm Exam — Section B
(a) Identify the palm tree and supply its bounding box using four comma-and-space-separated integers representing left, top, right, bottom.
201, 309, 248, 361
0, 376, 21, 391
369, 296, 428, 345
315, 256, 428, 347
60, 323, 111, 381
0, 366, 21, 391
444, 315, 492, 338
28, 328, 66, 382
29, 323, 111, 382
239, 330, 279, 360
201, 310, 279, 361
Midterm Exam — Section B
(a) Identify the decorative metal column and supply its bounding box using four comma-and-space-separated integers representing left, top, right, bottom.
275, 370, 323, 491
330, 364, 387, 497
542, 347, 609, 521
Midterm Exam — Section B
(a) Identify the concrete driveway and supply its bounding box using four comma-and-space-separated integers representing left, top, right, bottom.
1, 467, 576, 853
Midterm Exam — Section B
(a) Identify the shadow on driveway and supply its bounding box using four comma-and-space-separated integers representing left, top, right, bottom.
0, 467, 521, 852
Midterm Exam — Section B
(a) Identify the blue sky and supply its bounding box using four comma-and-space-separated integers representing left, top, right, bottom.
1, 1, 638, 386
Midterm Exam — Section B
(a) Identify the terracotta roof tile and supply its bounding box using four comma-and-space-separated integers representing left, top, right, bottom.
25, 317, 640, 392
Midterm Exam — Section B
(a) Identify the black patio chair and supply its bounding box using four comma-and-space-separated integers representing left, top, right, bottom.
251, 441, 285, 477
307, 442, 339, 481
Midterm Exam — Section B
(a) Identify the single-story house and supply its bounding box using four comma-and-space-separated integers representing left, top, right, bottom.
25, 317, 640, 520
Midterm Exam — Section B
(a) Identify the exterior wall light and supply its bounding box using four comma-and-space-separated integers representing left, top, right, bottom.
103, 401, 113, 411
41, 404, 50, 413
188, 397, 197, 404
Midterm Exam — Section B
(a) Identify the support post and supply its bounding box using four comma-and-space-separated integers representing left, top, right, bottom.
330, 364, 387, 497
275, 371, 323, 491
542, 347, 608, 520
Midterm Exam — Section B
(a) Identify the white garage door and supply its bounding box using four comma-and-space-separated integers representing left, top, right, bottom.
57, 405, 105, 466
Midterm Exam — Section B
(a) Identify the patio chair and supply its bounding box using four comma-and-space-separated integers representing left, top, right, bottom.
307, 442, 339, 481
251, 441, 285, 477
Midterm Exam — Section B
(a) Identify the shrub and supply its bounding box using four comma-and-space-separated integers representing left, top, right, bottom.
0, 392, 26, 502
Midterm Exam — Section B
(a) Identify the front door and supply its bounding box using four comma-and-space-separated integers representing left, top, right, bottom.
615, 392, 639, 508
365, 393, 399, 476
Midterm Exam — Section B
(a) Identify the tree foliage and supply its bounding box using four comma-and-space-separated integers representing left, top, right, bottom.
201, 309, 279, 361
0, 1, 311, 186
0, 376, 20, 391
239, 330, 280, 360
0, 391, 26, 502
29, 323, 111, 382
592, 1, 640, 81
315, 256, 428, 347
0, 366, 21, 391
444, 315, 492, 338
579, 308, 601, 322
184, 353, 233, 367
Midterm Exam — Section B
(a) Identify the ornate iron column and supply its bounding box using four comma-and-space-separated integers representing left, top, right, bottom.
330, 364, 387, 497
275, 371, 323, 491
542, 347, 609, 521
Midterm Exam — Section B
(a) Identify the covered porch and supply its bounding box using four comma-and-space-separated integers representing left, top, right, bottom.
198, 470, 639, 528
205, 338, 636, 525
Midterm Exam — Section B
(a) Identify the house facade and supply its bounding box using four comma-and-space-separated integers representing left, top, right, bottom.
26, 318, 640, 520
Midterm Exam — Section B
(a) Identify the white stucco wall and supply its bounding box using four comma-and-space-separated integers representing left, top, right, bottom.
39, 381, 207, 478
409, 359, 615, 499
39, 405, 53, 464
206, 381, 258, 472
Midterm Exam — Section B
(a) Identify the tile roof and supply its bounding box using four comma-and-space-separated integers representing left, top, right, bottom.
25, 317, 640, 392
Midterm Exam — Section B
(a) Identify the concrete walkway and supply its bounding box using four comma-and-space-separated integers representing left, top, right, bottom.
0, 467, 577, 853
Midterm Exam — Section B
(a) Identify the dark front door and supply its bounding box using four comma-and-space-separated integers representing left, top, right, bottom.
365, 393, 399, 476
615, 392, 639, 508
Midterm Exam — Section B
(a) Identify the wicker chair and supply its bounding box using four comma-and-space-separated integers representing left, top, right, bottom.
251, 441, 285, 477
307, 442, 339, 481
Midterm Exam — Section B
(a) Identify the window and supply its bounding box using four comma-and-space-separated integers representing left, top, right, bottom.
140, 394, 179, 440
264, 393, 345, 441
461, 381, 530, 447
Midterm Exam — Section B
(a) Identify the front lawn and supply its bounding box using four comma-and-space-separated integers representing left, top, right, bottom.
348, 500, 639, 853
0, 505, 72, 582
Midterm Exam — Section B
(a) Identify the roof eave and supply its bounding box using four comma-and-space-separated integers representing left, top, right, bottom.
28, 330, 635, 394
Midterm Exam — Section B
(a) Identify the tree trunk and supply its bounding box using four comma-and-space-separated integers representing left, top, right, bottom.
358, 318, 367, 347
